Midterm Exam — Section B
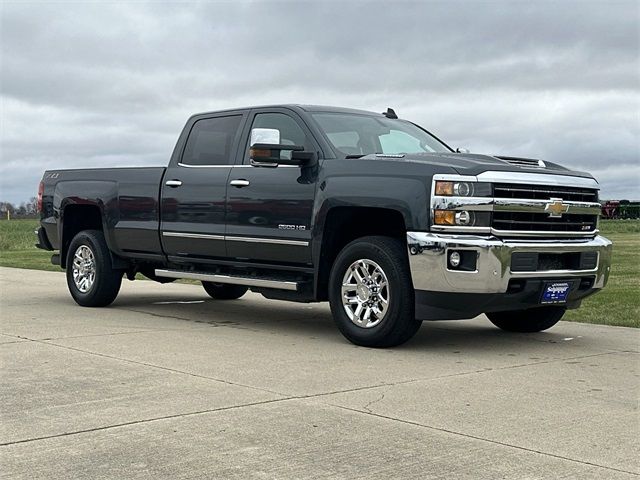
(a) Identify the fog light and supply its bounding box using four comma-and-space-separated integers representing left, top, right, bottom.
449, 251, 461, 268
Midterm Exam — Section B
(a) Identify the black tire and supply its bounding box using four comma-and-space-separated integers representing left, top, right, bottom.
202, 282, 248, 300
487, 306, 566, 332
66, 230, 123, 307
328, 236, 420, 348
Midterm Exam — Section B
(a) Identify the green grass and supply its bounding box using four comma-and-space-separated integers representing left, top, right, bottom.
0, 219, 60, 271
1, 218, 638, 327
564, 222, 640, 328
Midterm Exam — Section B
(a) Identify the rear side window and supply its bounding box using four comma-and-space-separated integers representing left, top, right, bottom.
181, 115, 242, 166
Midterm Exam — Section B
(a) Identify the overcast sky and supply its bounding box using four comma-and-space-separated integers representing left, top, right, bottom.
1, 0, 638, 203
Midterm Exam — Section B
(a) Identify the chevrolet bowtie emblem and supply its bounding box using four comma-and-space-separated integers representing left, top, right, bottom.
545, 198, 569, 218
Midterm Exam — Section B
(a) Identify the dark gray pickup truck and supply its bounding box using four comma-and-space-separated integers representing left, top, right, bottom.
36, 105, 612, 347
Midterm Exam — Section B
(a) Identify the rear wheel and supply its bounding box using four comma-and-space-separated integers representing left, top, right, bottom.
202, 282, 248, 300
66, 230, 123, 307
487, 306, 566, 332
329, 236, 420, 348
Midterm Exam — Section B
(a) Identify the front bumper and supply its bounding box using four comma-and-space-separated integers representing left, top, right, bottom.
407, 232, 612, 294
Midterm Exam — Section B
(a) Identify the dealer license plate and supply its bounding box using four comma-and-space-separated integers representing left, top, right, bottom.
541, 281, 572, 304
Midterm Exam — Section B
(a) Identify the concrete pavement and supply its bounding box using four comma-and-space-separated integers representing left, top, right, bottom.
1, 266, 638, 479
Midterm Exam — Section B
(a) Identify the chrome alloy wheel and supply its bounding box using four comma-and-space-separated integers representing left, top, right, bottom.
341, 259, 390, 328
72, 245, 96, 293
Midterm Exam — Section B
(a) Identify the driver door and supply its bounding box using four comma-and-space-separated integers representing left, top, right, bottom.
225, 108, 319, 265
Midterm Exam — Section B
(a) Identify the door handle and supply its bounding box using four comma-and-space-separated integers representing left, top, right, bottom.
230, 179, 250, 187
165, 180, 183, 187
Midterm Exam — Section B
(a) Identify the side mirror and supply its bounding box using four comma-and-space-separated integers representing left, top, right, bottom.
250, 143, 306, 166
456, 147, 470, 154
249, 128, 314, 167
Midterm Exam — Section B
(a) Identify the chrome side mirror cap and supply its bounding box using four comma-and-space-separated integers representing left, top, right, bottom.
456, 147, 470, 154
250, 128, 280, 147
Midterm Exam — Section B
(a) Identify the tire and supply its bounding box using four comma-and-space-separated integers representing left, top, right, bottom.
66, 230, 123, 307
202, 282, 248, 300
487, 306, 566, 332
328, 236, 420, 348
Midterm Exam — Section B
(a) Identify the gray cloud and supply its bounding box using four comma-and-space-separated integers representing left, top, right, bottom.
1, 0, 639, 203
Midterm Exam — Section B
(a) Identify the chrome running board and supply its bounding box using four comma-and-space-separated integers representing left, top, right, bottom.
154, 269, 299, 291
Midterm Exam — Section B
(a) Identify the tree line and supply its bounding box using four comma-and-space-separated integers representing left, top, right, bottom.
0, 198, 38, 219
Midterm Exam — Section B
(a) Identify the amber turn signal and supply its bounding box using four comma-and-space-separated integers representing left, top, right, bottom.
435, 181, 454, 196
434, 210, 455, 225
250, 147, 271, 158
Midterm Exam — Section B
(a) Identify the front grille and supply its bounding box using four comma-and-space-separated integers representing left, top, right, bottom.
494, 212, 598, 233
491, 183, 600, 237
494, 183, 598, 203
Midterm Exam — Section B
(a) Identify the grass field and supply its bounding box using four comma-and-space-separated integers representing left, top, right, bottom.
1, 218, 637, 327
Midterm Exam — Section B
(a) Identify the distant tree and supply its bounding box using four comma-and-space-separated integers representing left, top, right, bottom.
25, 197, 37, 216
0, 202, 16, 216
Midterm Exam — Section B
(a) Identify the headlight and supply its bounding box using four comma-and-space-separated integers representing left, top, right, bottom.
434, 210, 475, 226
435, 181, 491, 197
431, 176, 492, 231
455, 210, 473, 225
435, 181, 473, 196
434, 210, 490, 227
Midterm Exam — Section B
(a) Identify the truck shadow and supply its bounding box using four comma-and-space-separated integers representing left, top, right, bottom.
110, 292, 577, 354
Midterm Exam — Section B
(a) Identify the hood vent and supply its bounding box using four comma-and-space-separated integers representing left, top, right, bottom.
496, 156, 546, 169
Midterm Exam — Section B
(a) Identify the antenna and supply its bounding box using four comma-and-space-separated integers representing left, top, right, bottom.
383, 108, 398, 119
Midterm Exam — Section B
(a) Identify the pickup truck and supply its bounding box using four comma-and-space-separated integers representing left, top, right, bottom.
36, 105, 612, 347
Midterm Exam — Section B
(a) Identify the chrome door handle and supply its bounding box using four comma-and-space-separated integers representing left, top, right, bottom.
230, 179, 250, 187
165, 180, 182, 187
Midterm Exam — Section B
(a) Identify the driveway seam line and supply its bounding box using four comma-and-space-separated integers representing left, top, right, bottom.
6, 335, 287, 397
0, 397, 291, 447
327, 403, 639, 476
5, 334, 629, 401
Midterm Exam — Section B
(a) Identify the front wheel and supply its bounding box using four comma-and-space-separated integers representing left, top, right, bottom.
487, 306, 566, 332
329, 236, 421, 348
202, 282, 248, 300
66, 230, 123, 307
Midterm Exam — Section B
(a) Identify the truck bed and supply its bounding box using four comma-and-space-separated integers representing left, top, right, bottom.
41, 167, 166, 258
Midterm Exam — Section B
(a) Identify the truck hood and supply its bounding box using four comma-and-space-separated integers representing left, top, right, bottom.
369, 152, 596, 180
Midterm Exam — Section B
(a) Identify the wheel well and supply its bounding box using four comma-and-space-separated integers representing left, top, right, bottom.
61, 205, 103, 268
316, 207, 407, 301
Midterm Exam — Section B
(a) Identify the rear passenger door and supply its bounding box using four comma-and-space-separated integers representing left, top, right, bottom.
225, 108, 318, 265
160, 112, 246, 262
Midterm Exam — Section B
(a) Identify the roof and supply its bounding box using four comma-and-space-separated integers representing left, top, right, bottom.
190, 104, 385, 118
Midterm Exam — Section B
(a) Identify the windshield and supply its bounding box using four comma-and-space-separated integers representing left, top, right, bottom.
311, 112, 451, 157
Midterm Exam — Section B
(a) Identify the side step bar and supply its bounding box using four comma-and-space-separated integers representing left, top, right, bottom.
154, 269, 299, 291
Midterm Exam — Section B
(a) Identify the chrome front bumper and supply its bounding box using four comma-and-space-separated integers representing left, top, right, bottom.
407, 232, 612, 294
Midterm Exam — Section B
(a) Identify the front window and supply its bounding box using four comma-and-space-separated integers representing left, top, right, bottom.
246, 112, 309, 161
311, 112, 451, 157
